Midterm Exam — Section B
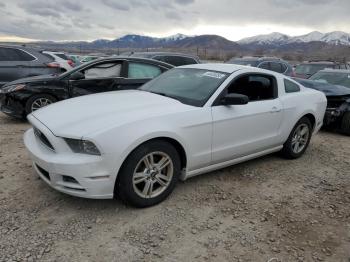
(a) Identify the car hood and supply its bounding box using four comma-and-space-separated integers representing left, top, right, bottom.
30, 90, 193, 138
4, 74, 58, 86
294, 78, 350, 97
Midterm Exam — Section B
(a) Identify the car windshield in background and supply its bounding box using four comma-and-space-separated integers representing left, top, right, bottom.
228, 59, 258, 67
310, 72, 350, 88
295, 64, 331, 75
140, 68, 228, 107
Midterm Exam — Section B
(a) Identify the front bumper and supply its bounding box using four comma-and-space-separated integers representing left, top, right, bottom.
23, 119, 117, 199
0, 93, 25, 118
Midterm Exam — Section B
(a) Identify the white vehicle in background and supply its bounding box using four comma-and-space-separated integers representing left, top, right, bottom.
23, 64, 327, 207
42, 51, 75, 72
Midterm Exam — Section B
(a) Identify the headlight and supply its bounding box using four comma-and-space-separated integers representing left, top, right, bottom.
64, 138, 101, 155
0, 84, 26, 93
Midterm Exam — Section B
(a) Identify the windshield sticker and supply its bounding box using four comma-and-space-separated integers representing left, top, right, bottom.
202, 71, 226, 79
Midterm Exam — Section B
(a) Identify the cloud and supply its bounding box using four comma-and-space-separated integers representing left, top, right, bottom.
101, 0, 130, 11
1, 0, 350, 41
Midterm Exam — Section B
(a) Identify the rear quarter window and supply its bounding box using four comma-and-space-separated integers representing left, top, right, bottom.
0, 47, 36, 61
284, 79, 300, 93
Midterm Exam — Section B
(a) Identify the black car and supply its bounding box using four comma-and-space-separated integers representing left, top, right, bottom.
227, 56, 294, 76
0, 57, 173, 118
0, 45, 62, 87
294, 61, 349, 79
295, 72, 350, 135
125, 52, 201, 66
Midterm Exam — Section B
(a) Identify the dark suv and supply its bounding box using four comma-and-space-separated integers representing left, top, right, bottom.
294, 61, 349, 79
0, 45, 62, 87
227, 56, 294, 76
125, 52, 201, 66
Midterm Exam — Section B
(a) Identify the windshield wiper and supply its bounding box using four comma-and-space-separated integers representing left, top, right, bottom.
145, 90, 180, 102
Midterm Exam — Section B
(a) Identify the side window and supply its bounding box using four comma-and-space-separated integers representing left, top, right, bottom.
227, 74, 277, 102
284, 79, 300, 93
0, 47, 35, 61
128, 62, 162, 78
83, 62, 121, 79
165, 56, 186, 66
259, 62, 270, 70
280, 63, 288, 73
270, 62, 283, 73
179, 57, 197, 65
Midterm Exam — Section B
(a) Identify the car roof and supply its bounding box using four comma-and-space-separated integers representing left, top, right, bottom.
318, 68, 350, 73
179, 63, 266, 74
231, 56, 283, 62
300, 61, 337, 65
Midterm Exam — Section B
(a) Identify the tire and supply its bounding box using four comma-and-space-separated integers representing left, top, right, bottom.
25, 94, 57, 115
116, 140, 181, 208
340, 112, 350, 136
281, 117, 312, 159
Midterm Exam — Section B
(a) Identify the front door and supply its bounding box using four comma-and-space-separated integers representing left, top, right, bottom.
69, 61, 124, 97
211, 73, 283, 164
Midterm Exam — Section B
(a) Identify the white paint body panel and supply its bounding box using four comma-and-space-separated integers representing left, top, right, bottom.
23, 64, 327, 199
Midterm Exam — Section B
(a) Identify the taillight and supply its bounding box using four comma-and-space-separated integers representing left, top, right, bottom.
67, 60, 75, 67
46, 62, 60, 68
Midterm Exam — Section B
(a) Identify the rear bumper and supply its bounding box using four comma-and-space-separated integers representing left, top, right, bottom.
23, 126, 116, 199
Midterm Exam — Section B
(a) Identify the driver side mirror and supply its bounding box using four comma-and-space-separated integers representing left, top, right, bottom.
69, 71, 85, 81
220, 93, 249, 105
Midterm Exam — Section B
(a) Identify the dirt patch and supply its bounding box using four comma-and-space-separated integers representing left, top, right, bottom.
0, 113, 349, 262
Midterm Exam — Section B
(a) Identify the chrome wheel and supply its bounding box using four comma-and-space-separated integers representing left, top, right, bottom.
291, 123, 310, 154
31, 98, 53, 112
132, 152, 174, 199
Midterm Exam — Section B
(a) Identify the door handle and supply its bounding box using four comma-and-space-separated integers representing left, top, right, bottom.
270, 107, 281, 113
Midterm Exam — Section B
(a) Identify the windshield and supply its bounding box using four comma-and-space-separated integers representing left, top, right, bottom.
228, 59, 258, 67
295, 64, 332, 76
310, 71, 350, 88
140, 68, 229, 107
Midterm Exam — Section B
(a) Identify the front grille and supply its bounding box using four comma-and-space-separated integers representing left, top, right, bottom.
34, 127, 54, 151
36, 164, 50, 181
327, 96, 349, 110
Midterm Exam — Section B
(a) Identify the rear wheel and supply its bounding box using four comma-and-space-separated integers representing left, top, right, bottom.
116, 140, 181, 207
25, 94, 56, 115
341, 112, 350, 136
281, 117, 312, 159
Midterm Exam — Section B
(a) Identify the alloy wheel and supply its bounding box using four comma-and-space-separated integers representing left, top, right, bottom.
291, 123, 310, 154
132, 151, 174, 199
31, 98, 53, 112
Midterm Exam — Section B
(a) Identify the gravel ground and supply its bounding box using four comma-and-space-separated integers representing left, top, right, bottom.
0, 113, 349, 262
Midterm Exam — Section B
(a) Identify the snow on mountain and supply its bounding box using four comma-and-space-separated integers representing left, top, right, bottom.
238, 31, 350, 46
321, 31, 350, 45
162, 33, 188, 41
237, 32, 290, 45
290, 31, 324, 43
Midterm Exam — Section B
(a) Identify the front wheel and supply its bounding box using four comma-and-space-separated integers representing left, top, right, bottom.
116, 140, 181, 207
25, 94, 57, 115
281, 117, 312, 159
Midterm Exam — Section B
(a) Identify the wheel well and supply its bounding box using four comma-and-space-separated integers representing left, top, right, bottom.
114, 137, 187, 196
303, 113, 316, 130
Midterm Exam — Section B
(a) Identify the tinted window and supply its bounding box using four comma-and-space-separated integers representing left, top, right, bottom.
270, 62, 283, 73
0, 47, 35, 61
284, 79, 300, 93
227, 74, 276, 101
309, 71, 350, 88
83, 62, 121, 79
259, 62, 270, 70
140, 68, 228, 107
159, 56, 196, 66
56, 53, 69, 60
128, 63, 162, 78
295, 64, 331, 76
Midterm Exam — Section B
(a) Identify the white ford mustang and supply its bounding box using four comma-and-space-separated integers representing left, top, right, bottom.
24, 64, 327, 207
